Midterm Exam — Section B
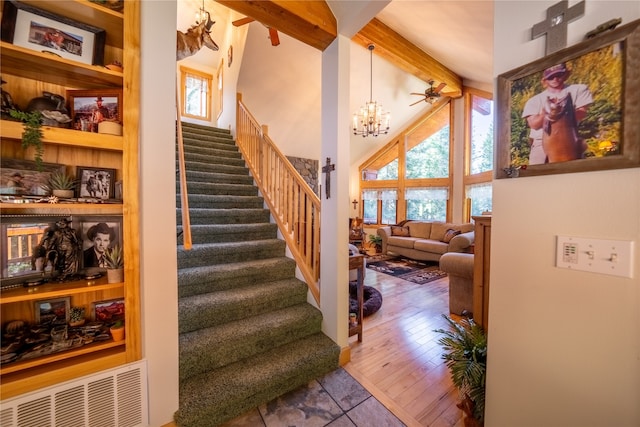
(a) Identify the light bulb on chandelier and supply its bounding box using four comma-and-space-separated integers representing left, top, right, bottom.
353, 44, 390, 138
195, 0, 207, 23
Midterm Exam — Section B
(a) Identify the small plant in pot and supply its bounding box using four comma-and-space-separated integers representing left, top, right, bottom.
109, 319, 125, 341
368, 234, 382, 253
103, 245, 124, 283
42, 170, 76, 199
434, 314, 487, 427
69, 306, 86, 327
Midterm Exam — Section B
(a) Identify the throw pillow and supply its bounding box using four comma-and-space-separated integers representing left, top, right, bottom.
442, 228, 461, 243
390, 226, 410, 236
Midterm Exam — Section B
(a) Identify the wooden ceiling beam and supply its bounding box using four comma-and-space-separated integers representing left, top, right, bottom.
353, 18, 462, 98
215, 0, 337, 51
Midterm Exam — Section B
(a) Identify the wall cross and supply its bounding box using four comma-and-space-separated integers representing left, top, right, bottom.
532, 0, 585, 55
322, 157, 335, 199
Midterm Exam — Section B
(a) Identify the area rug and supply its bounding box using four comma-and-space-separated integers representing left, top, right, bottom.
366, 254, 447, 285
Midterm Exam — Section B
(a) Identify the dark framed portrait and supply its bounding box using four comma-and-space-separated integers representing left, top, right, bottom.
77, 216, 122, 271
67, 89, 122, 133
0, 0, 106, 66
496, 19, 640, 178
76, 166, 116, 200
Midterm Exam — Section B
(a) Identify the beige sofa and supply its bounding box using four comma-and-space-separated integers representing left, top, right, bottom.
377, 221, 474, 262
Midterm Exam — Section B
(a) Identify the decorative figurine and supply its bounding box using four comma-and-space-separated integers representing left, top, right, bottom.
32, 218, 81, 280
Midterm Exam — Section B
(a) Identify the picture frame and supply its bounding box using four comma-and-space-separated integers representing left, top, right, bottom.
0, 214, 74, 283
67, 89, 123, 133
76, 166, 116, 200
0, 0, 106, 66
496, 19, 640, 179
77, 215, 123, 271
35, 297, 71, 325
92, 298, 124, 324
0, 158, 65, 197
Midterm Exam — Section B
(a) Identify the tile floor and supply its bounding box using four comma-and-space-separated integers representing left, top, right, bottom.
219, 368, 406, 427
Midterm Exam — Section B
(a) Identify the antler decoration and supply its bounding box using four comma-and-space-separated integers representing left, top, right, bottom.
177, 10, 219, 61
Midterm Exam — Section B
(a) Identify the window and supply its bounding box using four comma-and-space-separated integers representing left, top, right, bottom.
359, 102, 452, 226
405, 126, 450, 179
466, 183, 492, 218
405, 187, 448, 221
362, 189, 397, 225
464, 89, 494, 220
181, 66, 212, 121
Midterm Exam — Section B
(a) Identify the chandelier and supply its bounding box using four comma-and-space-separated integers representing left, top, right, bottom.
353, 44, 390, 137
195, 0, 208, 23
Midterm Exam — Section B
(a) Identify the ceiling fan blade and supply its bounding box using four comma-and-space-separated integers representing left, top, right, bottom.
410, 93, 425, 96
409, 98, 425, 107
232, 17, 255, 26
268, 27, 280, 46
434, 82, 447, 93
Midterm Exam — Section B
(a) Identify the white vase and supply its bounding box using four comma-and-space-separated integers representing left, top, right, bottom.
106, 268, 124, 283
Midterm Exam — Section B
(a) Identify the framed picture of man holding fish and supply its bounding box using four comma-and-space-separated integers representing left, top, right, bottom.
495, 19, 640, 179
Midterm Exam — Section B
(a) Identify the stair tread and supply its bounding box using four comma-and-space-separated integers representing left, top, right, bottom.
179, 303, 322, 379
176, 333, 339, 427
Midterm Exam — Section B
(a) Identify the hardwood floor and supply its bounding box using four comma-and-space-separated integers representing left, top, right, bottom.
344, 264, 464, 427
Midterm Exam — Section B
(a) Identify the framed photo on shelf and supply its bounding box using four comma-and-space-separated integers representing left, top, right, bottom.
92, 298, 124, 324
67, 89, 123, 133
35, 297, 71, 325
496, 19, 640, 179
0, 158, 65, 197
0, 0, 106, 66
76, 166, 116, 200
77, 215, 122, 270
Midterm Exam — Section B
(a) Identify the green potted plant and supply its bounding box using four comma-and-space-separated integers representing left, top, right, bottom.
109, 319, 125, 341
103, 245, 124, 283
368, 234, 382, 253
434, 315, 487, 427
9, 109, 45, 169
42, 170, 76, 198
69, 306, 86, 327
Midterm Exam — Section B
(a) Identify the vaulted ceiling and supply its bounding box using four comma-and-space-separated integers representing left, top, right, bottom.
215, 0, 493, 95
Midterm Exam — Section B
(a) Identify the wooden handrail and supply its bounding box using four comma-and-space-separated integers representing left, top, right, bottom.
235, 94, 321, 304
176, 86, 192, 250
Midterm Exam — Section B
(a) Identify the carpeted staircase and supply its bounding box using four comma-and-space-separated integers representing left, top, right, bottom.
174, 122, 340, 426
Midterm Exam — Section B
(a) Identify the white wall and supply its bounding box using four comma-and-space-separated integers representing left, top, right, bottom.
140, 1, 180, 425
487, 2, 640, 426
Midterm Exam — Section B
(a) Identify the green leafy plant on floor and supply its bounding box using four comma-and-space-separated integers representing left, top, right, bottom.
9, 109, 44, 169
368, 234, 382, 252
434, 315, 487, 426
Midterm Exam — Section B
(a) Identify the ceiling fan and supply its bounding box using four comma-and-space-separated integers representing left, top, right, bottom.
232, 16, 280, 46
410, 80, 447, 106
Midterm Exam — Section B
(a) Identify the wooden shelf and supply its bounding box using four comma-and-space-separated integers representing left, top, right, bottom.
0, 202, 123, 215
0, 119, 123, 151
1, 42, 123, 89
0, 339, 125, 375
0, 277, 123, 304
0, 346, 126, 400
0, 0, 139, 400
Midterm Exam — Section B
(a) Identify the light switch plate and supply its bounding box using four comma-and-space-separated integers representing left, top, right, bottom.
556, 235, 634, 278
